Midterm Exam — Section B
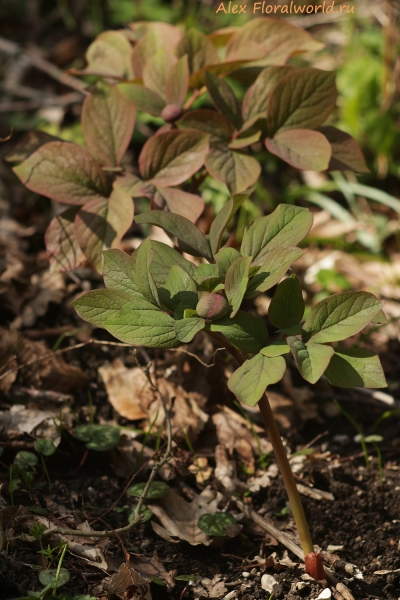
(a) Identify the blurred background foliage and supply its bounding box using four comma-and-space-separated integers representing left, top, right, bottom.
0, 0, 399, 272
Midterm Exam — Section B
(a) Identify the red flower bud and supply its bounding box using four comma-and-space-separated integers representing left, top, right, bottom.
196, 293, 230, 320
161, 104, 183, 123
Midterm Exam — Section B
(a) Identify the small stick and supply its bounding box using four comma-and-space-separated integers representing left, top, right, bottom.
0, 338, 221, 383
10, 385, 174, 541
0, 36, 87, 95
232, 497, 304, 561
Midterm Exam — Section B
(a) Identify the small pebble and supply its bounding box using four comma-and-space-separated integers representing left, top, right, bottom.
223, 592, 237, 600
316, 589, 332, 599
242, 572, 250, 578
327, 544, 344, 553
301, 574, 314, 581
296, 581, 309, 590
261, 574, 278, 593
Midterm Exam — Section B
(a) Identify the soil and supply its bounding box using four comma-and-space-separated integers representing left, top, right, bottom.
1, 332, 400, 600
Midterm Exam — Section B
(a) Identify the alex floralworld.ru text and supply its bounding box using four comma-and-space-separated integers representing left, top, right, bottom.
216, 1, 355, 14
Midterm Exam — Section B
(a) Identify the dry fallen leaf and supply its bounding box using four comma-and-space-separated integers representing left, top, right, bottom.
99, 359, 209, 442
103, 562, 152, 599
192, 574, 228, 599
0, 328, 86, 394
212, 405, 272, 465
148, 487, 222, 546
12, 271, 66, 328
129, 551, 176, 591
99, 360, 151, 420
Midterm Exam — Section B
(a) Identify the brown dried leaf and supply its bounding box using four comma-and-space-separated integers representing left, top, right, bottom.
129, 551, 176, 591
11, 271, 66, 328
103, 563, 151, 599
212, 405, 272, 463
99, 360, 151, 420
0, 328, 86, 394
148, 487, 221, 546
192, 575, 228, 598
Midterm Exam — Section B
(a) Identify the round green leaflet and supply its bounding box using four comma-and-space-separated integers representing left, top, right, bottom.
73, 424, 120, 452
14, 451, 38, 469
126, 481, 170, 499
39, 568, 70, 588
34, 438, 56, 456
128, 504, 153, 523
198, 512, 237, 537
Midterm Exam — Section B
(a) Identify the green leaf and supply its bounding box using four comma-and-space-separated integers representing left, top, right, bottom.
240, 204, 313, 262
160, 264, 198, 311
143, 50, 176, 99
193, 263, 221, 291
115, 174, 155, 199
139, 130, 209, 187
215, 247, 241, 279
265, 129, 331, 171
175, 317, 205, 343
103, 308, 180, 348
226, 18, 323, 65
198, 512, 237, 537
268, 275, 305, 330
72, 289, 149, 328
287, 337, 334, 384
228, 353, 286, 407
319, 126, 370, 174
39, 568, 70, 588
165, 55, 189, 106
82, 83, 135, 167
85, 31, 134, 78
132, 26, 180, 78
205, 147, 261, 194
229, 130, 261, 150
245, 246, 304, 298
225, 257, 252, 318
128, 504, 153, 523
302, 291, 383, 343
135, 239, 161, 307
103, 249, 141, 298
178, 110, 234, 148
74, 186, 133, 272
14, 451, 38, 469
364, 435, 383, 444
209, 311, 268, 354
135, 210, 213, 262
371, 309, 388, 325
127, 481, 170, 499
266, 68, 337, 135
205, 70, 242, 129
325, 348, 387, 389
149, 240, 196, 285
118, 83, 164, 116
45, 207, 84, 273
13, 142, 110, 205
260, 341, 290, 357
4, 130, 60, 163
73, 424, 120, 451
209, 193, 248, 255
154, 186, 204, 223
176, 28, 218, 77
242, 66, 292, 129
34, 439, 56, 457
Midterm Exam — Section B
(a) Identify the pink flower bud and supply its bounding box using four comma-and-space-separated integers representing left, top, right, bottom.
196, 293, 230, 320
161, 104, 183, 123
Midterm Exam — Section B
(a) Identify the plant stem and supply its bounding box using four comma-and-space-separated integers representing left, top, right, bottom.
52, 542, 67, 596
209, 333, 324, 577
257, 394, 314, 556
